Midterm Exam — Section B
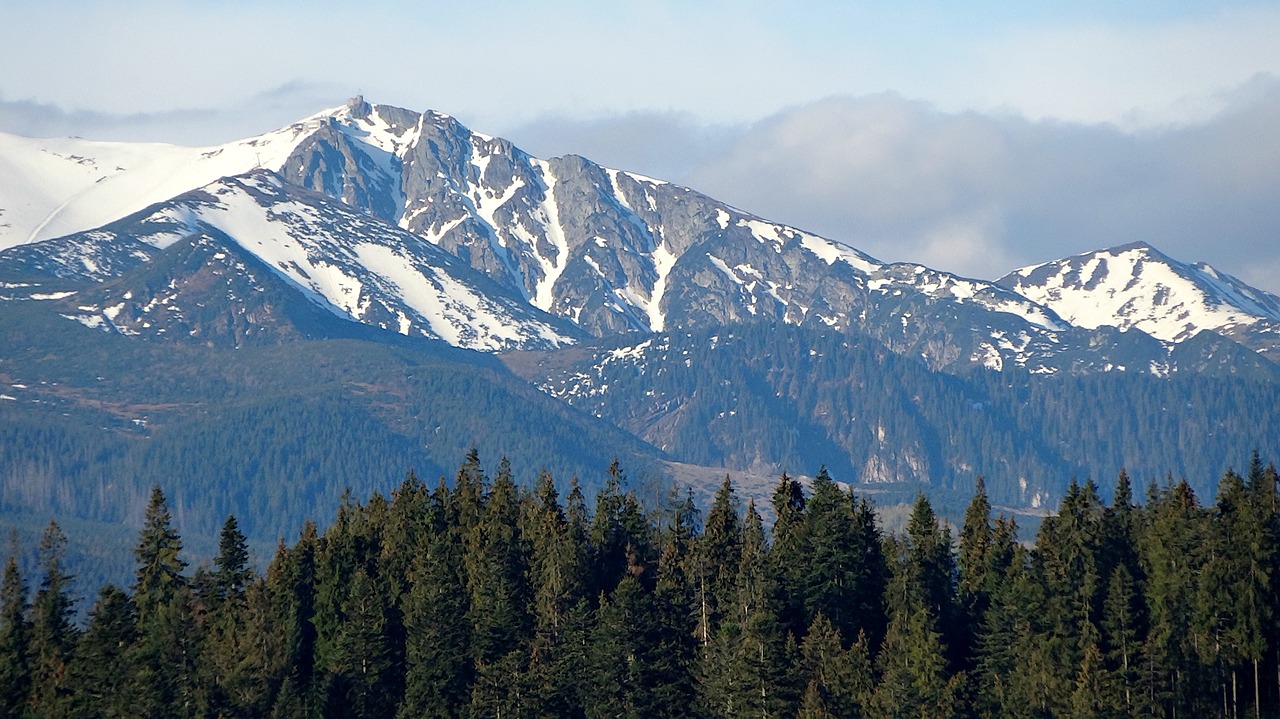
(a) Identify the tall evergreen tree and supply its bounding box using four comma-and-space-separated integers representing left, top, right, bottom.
1140, 479, 1210, 717
696, 476, 743, 644
799, 614, 869, 719
0, 554, 31, 718
1037, 479, 1107, 671
326, 567, 399, 719
130, 583, 200, 719
869, 601, 960, 719
270, 521, 322, 718
902, 492, 959, 664
958, 477, 993, 662
520, 470, 589, 716
132, 485, 188, 616
798, 468, 860, 647
211, 514, 254, 608
466, 458, 534, 718
66, 584, 135, 719
398, 523, 471, 719
767, 472, 808, 642
1101, 562, 1143, 714
1198, 470, 1271, 719
27, 521, 76, 718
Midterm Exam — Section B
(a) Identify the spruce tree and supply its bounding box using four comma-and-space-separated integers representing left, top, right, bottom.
799, 614, 867, 719
28, 521, 76, 717
398, 527, 471, 719
869, 601, 960, 719
1198, 470, 1271, 719
958, 477, 993, 661
1069, 636, 1124, 719
1101, 563, 1143, 713
66, 584, 135, 719
212, 514, 253, 608
129, 486, 199, 718
766, 472, 808, 642
130, 583, 200, 719
132, 485, 188, 616
1037, 479, 1107, 671
696, 476, 743, 644
1140, 479, 1209, 718
0, 554, 31, 718
904, 492, 959, 663
327, 567, 398, 719
802, 468, 861, 645
270, 521, 321, 717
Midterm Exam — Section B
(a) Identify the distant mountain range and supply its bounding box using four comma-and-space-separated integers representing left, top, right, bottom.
2, 97, 1278, 555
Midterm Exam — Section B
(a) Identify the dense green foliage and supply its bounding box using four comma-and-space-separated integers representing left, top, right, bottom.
4, 451, 1279, 718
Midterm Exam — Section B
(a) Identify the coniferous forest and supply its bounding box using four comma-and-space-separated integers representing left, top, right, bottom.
3, 451, 1279, 719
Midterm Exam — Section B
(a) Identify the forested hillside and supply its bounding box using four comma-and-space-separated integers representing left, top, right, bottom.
3, 450, 1277, 718
0, 300, 662, 547
510, 323, 1280, 506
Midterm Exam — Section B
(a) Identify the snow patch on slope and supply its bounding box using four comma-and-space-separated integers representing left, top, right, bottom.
1003, 243, 1280, 343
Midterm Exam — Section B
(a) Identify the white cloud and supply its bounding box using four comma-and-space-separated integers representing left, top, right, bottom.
658, 81, 1280, 294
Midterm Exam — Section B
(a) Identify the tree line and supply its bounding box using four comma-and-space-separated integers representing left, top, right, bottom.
2, 450, 1278, 718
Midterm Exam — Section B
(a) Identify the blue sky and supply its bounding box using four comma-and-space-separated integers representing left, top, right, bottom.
2, 1, 1279, 289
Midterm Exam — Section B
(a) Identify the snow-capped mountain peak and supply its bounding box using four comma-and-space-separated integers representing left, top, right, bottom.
5, 98, 1278, 369
998, 242, 1280, 357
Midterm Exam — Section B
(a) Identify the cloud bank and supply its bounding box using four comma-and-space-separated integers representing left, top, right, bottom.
509, 75, 1280, 294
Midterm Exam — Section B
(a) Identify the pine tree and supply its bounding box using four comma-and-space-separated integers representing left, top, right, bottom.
66, 584, 135, 719
799, 614, 868, 719
589, 459, 654, 601
802, 468, 866, 646
1140, 479, 1209, 718
648, 494, 700, 717
270, 521, 322, 718
766, 472, 808, 642
869, 601, 960, 719
326, 567, 399, 719
1101, 563, 1143, 714
0, 554, 31, 718
130, 583, 200, 719
696, 476, 743, 644
27, 521, 76, 717
958, 477, 993, 665
586, 571, 646, 719
1037, 479, 1107, 671
1069, 635, 1124, 719
128, 486, 199, 718
521, 469, 588, 715
212, 514, 254, 608
903, 492, 959, 664
467, 457, 536, 719
699, 498, 789, 718
399, 526, 471, 719
465, 458, 532, 670
1198, 470, 1271, 719
132, 485, 188, 616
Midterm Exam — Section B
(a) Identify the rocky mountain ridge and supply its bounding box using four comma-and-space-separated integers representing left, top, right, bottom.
2, 97, 1278, 370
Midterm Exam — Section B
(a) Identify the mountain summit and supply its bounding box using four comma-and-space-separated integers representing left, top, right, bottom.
998, 242, 1280, 361
2, 98, 1278, 371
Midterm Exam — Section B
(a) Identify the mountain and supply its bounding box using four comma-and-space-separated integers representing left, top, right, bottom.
0, 112, 322, 251
0, 170, 580, 351
3, 96, 1280, 550
999, 241, 1280, 362
2, 97, 1222, 376
506, 322, 1280, 509
0, 291, 663, 544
